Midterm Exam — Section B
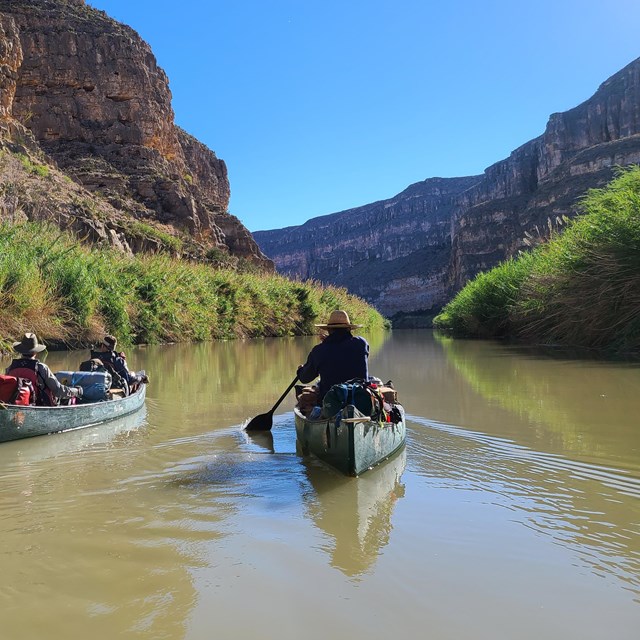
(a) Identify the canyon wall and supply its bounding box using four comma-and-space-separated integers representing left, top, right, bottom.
255, 57, 640, 320
255, 176, 481, 318
0, 0, 271, 267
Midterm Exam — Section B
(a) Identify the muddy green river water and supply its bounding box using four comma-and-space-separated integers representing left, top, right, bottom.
0, 330, 638, 639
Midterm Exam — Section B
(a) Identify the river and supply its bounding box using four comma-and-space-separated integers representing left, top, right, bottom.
0, 330, 638, 639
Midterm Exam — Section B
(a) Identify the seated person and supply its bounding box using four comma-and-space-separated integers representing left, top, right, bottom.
7, 333, 82, 406
90, 335, 148, 395
297, 310, 369, 402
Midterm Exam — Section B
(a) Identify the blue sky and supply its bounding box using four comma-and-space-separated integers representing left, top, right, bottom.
88, 0, 640, 232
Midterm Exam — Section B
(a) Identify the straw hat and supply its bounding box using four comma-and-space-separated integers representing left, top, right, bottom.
315, 310, 362, 330
13, 332, 47, 354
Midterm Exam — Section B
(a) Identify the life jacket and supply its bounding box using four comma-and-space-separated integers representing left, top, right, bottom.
0, 374, 35, 406
7, 358, 57, 406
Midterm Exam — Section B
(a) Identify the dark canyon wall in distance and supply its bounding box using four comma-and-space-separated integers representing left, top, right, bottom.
254, 57, 640, 321
255, 176, 481, 319
0, 0, 270, 267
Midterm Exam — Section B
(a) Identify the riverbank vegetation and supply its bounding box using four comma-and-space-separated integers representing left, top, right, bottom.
0, 221, 387, 352
434, 166, 640, 353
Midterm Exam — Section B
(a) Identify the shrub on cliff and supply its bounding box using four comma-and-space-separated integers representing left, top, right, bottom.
0, 221, 387, 351
434, 166, 640, 352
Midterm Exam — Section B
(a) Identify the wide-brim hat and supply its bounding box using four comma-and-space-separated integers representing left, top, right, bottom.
315, 310, 363, 330
13, 332, 47, 354
102, 335, 117, 349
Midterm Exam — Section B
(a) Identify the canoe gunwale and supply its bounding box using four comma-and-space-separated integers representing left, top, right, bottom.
0, 384, 147, 443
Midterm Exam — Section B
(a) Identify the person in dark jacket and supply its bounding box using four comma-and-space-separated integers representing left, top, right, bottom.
297, 310, 369, 400
6, 333, 83, 405
91, 335, 148, 394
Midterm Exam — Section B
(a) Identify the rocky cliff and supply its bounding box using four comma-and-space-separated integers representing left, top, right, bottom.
255, 176, 481, 318
0, 0, 271, 267
254, 57, 640, 321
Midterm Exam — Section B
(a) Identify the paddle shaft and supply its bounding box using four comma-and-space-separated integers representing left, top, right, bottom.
245, 376, 299, 431
267, 377, 298, 416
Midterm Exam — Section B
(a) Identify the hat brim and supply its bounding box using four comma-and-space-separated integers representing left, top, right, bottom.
13, 343, 46, 354
314, 323, 363, 329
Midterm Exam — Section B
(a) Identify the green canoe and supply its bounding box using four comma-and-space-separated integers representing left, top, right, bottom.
294, 403, 406, 476
0, 383, 146, 444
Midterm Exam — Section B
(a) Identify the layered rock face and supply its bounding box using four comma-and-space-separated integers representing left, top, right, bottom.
255, 57, 640, 319
0, 13, 21, 120
449, 57, 640, 293
255, 176, 481, 317
0, 0, 270, 267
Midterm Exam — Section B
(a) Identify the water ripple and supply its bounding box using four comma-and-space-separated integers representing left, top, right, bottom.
405, 414, 640, 598
407, 414, 640, 498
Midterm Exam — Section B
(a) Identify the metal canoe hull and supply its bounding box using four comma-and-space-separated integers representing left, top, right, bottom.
0, 384, 146, 443
294, 405, 406, 476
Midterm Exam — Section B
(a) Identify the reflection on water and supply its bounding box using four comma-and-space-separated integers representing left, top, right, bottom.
301, 448, 406, 578
0, 405, 147, 466
0, 332, 639, 639
372, 331, 640, 471
0, 424, 200, 639
436, 334, 640, 470
245, 429, 275, 453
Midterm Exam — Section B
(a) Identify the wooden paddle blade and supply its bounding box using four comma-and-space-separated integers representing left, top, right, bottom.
245, 411, 273, 431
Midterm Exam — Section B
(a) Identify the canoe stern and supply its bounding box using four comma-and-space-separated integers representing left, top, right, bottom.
295, 405, 406, 476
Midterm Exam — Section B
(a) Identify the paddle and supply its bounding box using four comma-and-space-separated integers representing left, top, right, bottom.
245, 377, 298, 431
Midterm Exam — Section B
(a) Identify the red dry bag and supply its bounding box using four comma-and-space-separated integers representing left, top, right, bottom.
0, 374, 35, 405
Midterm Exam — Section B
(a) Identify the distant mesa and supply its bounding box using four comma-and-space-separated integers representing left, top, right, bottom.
253, 56, 640, 324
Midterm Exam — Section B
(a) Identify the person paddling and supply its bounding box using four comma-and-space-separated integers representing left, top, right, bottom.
297, 310, 369, 401
90, 335, 148, 395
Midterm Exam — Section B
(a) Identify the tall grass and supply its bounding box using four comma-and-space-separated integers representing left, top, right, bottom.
432, 252, 536, 338
0, 221, 388, 351
434, 166, 640, 352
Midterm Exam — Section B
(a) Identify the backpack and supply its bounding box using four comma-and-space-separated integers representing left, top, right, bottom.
322, 379, 384, 418
79, 358, 107, 373
0, 374, 36, 406
7, 360, 58, 406
89, 350, 129, 395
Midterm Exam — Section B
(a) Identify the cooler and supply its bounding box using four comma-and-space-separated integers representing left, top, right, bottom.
55, 370, 112, 402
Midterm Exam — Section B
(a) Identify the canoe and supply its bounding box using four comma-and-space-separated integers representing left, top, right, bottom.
294, 403, 406, 476
0, 383, 146, 444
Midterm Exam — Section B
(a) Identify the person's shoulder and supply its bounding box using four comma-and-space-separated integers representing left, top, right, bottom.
309, 341, 325, 355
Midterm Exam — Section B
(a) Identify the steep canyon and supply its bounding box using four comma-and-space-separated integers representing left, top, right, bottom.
254, 57, 640, 322
0, 0, 270, 267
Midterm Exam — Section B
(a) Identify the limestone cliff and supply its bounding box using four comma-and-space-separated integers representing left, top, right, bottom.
254, 57, 640, 320
0, 12, 21, 120
255, 176, 481, 317
448, 57, 640, 292
0, 0, 271, 268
